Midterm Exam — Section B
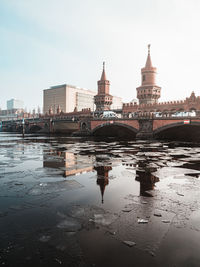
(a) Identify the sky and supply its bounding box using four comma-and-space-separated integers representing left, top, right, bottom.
0, 0, 200, 111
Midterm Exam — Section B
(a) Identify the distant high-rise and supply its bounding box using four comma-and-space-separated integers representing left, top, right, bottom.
43, 84, 96, 114
7, 99, 24, 110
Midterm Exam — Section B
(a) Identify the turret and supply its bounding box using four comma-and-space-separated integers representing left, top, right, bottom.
57, 105, 61, 114
136, 45, 161, 105
94, 62, 113, 111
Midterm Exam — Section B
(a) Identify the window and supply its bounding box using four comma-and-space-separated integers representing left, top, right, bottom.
143, 75, 146, 81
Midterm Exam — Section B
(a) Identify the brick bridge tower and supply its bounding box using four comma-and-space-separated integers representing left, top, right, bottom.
136, 44, 161, 105
94, 62, 113, 111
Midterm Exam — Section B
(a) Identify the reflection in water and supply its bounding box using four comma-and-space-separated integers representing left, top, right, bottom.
3, 134, 200, 267
43, 151, 93, 177
43, 147, 160, 202
136, 166, 159, 197
95, 166, 112, 203
43, 149, 160, 202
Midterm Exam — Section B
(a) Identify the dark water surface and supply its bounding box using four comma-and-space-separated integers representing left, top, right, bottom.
1, 133, 200, 266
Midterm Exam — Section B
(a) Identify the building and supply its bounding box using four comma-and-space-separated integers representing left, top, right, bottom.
43, 84, 96, 114
123, 45, 200, 115
94, 62, 113, 111
0, 108, 24, 121
7, 99, 24, 110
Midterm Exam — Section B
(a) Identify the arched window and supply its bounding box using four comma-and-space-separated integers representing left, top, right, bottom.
143, 75, 146, 81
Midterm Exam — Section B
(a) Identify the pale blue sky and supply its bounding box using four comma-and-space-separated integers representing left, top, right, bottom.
1, 0, 200, 110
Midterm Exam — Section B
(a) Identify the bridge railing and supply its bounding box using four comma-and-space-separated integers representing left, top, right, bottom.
122, 112, 154, 119
122, 110, 200, 119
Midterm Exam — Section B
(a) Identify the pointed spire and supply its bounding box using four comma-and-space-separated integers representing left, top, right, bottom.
100, 183, 105, 203
100, 61, 107, 80
57, 105, 61, 114
145, 44, 153, 68
148, 44, 151, 55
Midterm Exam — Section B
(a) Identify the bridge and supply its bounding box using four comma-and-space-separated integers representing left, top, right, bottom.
1, 118, 49, 133
86, 115, 200, 141
2, 112, 200, 141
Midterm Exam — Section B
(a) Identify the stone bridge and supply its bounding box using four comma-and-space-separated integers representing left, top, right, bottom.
2, 116, 200, 141
81, 117, 200, 141
2, 118, 80, 134
2, 119, 49, 133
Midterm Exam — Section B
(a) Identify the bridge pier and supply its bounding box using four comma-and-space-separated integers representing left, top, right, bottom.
136, 119, 153, 140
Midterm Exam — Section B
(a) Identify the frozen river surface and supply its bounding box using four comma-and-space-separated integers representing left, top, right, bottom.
1, 133, 200, 266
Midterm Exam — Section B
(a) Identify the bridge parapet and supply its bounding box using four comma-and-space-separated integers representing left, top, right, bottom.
3, 114, 200, 140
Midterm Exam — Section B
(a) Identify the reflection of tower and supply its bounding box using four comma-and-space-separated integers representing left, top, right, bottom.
95, 166, 112, 203
136, 44, 161, 105
94, 62, 113, 111
135, 167, 159, 197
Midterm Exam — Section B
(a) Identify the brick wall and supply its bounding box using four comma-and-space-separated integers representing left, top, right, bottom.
91, 119, 139, 131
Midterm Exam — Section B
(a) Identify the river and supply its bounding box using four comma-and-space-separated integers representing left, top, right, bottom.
1, 133, 200, 266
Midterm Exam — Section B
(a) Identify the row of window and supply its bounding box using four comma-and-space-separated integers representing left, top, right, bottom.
138, 95, 159, 98
95, 97, 112, 101
138, 89, 160, 94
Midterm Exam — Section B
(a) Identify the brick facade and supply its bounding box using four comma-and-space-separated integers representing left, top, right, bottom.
91, 119, 139, 131
123, 92, 200, 114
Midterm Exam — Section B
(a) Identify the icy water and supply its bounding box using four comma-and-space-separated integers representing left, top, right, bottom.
1, 133, 200, 266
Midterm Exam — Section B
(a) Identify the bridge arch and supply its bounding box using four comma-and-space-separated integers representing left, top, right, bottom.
92, 122, 138, 139
154, 121, 200, 141
29, 125, 42, 133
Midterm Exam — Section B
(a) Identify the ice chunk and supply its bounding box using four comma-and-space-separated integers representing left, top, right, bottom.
39, 235, 51, 242
123, 241, 136, 247
177, 192, 184, 196
28, 180, 83, 196
141, 201, 148, 204
96, 154, 110, 160
154, 212, 162, 217
162, 220, 170, 223
69, 206, 85, 218
122, 207, 132, 212
57, 217, 82, 231
153, 167, 200, 179
149, 251, 155, 257
138, 219, 149, 224
94, 213, 117, 226
54, 258, 62, 265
